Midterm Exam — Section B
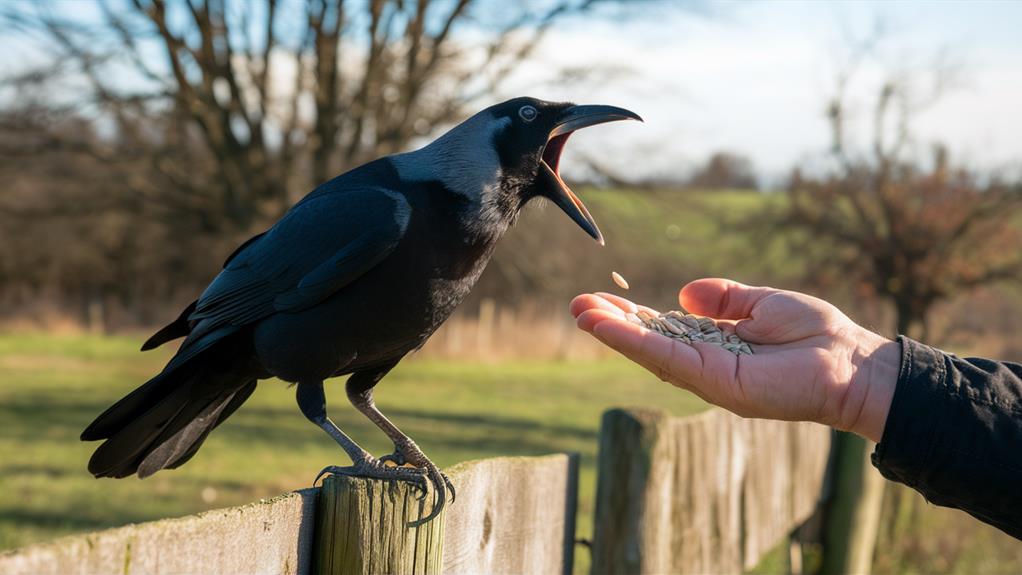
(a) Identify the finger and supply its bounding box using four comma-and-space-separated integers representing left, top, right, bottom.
570, 293, 628, 319
588, 317, 759, 412
575, 308, 624, 332
590, 317, 705, 384
592, 292, 639, 314
576, 316, 670, 375
593, 292, 663, 318
679, 278, 779, 320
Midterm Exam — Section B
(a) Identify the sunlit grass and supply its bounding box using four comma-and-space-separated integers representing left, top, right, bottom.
0, 332, 706, 561
3, 333, 1020, 574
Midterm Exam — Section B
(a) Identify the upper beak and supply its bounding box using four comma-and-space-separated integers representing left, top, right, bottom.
550, 104, 643, 138
539, 104, 642, 246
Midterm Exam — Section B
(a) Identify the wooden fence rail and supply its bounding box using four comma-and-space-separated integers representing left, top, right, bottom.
591, 408, 832, 574
0, 454, 577, 575
0, 409, 830, 575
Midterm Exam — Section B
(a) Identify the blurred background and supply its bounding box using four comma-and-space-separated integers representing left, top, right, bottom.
1, 1, 1020, 572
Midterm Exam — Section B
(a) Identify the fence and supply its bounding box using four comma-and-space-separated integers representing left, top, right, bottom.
0, 409, 830, 574
592, 409, 831, 574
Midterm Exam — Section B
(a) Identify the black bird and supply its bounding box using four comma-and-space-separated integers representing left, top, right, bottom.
81, 97, 640, 520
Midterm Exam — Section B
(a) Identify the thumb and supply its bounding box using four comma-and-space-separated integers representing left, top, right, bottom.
679, 278, 779, 320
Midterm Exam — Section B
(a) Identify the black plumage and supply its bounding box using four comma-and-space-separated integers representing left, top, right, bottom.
82, 97, 640, 520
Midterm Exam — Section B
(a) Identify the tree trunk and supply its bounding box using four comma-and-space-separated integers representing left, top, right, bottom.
893, 296, 928, 340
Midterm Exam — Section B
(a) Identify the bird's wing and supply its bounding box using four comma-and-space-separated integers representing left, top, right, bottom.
185, 188, 411, 339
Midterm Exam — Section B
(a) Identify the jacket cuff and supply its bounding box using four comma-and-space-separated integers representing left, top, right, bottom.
870, 335, 944, 488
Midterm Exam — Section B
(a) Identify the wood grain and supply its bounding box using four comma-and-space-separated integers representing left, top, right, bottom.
0, 489, 317, 575
591, 408, 832, 574
315, 474, 445, 574
441, 454, 579, 575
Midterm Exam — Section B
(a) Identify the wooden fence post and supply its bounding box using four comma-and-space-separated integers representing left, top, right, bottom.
819, 432, 885, 575
591, 408, 832, 574
314, 475, 445, 575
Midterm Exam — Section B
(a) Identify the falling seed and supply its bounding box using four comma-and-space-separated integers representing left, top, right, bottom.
611, 271, 629, 290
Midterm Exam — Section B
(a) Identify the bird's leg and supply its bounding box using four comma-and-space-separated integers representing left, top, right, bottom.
295, 381, 426, 488
346, 368, 456, 519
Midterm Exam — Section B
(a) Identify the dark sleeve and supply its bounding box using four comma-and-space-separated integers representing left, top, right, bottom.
871, 336, 1022, 540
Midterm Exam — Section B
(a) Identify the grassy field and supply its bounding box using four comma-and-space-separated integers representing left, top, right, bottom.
4, 334, 1022, 573
0, 333, 708, 564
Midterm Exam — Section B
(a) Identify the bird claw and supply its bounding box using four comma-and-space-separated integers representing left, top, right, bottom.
314, 458, 427, 489
313, 453, 455, 527
407, 463, 454, 527
444, 473, 457, 503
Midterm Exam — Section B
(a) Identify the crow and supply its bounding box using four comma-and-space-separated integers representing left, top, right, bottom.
81, 97, 640, 521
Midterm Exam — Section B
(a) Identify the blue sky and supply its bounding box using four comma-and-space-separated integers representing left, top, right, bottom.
507, 1, 1022, 183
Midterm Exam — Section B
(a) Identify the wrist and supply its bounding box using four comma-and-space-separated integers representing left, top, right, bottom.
846, 330, 900, 442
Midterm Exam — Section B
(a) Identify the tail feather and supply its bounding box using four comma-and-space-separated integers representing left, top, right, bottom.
137, 381, 255, 478
163, 380, 257, 471
87, 385, 193, 478
84, 333, 256, 479
141, 300, 197, 351
81, 368, 189, 442
83, 325, 238, 442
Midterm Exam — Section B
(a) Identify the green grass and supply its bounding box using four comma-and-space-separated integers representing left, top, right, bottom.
5, 334, 1021, 575
0, 332, 708, 565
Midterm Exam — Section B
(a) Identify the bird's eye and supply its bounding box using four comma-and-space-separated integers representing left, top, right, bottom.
518, 105, 538, 122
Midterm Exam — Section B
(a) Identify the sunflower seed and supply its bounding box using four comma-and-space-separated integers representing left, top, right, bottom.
611, 271, 629, 290
628, 308, 754, 355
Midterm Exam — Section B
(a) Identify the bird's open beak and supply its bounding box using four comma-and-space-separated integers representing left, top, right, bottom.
537, 105, 642, 245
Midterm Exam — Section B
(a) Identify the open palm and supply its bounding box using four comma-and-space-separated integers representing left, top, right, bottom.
570, 278, 898, 441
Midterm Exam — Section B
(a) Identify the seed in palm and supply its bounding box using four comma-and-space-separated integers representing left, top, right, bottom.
624, 307, 754, 356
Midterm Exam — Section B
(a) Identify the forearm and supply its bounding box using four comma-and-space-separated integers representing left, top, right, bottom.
871, 336, 1022, 540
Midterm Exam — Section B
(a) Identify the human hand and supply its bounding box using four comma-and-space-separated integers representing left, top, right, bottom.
570, 278, 900, 442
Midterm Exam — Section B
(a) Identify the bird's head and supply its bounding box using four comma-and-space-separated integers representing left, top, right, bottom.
415, 97, 641, 244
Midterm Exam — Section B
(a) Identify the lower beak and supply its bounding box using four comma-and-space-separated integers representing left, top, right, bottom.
536, 162, 605, 245
538, 104, 642, 246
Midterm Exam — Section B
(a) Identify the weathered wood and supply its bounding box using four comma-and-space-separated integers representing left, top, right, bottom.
0, 488, 317, 575
0, 454, 581, 575
441, 454, 579, 575
591, 408, 832, 575
314, 474, 445, 574
315, 454, 581, 574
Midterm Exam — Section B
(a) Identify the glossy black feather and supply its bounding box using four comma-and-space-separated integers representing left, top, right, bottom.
188, 187, 411, 339
140, 300, 197, 351
84, 168, 422, 477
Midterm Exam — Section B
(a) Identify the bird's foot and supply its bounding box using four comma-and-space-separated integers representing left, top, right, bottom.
390, 444, 456, 526
316, 457, 451, 526
314, 457, 427, 490
378, 449, 407, 467
404, 460, 455, 527
382, 441, 456, 504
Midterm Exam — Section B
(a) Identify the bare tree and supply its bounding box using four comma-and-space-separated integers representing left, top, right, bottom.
2, 0, 598, 232
0, 0, 609, 325
771, 45, 1022, 340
